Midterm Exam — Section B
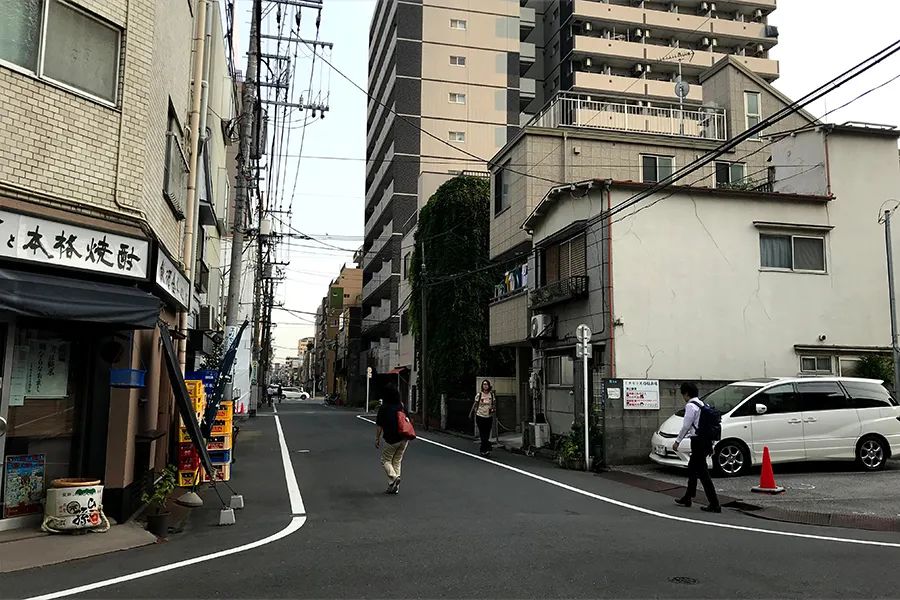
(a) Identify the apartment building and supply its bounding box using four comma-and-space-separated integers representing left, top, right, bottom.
364, 0, 523, 378
0, 0, 234, 527
523, 0, 779, 111
315, 266, 362, 399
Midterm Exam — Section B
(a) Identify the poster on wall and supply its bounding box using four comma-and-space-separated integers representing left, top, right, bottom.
623, 379, 660, 410
3, 454, 46, 518
8, 339, 70, 406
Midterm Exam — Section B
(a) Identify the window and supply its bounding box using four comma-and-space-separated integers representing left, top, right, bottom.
0, 0, 121, 104
542, 234, 586, 284
448, 170, 461, 175
403, 253, 410, 279
842, 381, 897, 408
494, 163, 510, 215
546, 355, 574, 387
744, 91, 761, 139
760, 234, 826, 272
641, 154, 675, 183
450, 55, 466, 66
450, 18, 467, 30
448, 92, 466, 104
702, 384, 759, 415
163, 108, 188, 220
449, 131, 466, 142
797, 381, 847, 411
715, 162, 746, 188
800, 355, 833, 374
756, 384, 801, 415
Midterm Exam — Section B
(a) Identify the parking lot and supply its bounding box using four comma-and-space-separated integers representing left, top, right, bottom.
619, 459, 900, 520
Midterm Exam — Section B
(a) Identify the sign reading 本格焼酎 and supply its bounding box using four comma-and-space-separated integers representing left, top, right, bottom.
0, 210, 149, 279
623, 379, 660, 410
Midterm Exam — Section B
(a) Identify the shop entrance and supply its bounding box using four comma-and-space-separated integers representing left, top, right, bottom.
0, 323, 88, 528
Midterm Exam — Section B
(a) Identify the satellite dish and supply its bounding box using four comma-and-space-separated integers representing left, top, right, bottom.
674, 77, 691, 100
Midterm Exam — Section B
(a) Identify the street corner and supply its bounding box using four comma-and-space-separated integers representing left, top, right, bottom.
615, 460, 900, 532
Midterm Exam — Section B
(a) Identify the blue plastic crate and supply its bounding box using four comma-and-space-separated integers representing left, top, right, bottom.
208, 449, 232, 464
110, 368, 146, 389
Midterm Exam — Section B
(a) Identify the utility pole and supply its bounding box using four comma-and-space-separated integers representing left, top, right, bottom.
883, 207, 900, 395
225, 0, 260, 327
420, 246, 428, 430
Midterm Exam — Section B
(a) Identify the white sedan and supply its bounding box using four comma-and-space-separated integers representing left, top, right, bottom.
282, 387, 310, 400
650, 377, 900, 476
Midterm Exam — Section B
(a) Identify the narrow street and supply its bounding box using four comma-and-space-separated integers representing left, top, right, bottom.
5, 398, 900, 599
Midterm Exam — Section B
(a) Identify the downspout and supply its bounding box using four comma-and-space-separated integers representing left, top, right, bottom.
823, 128, 833, 197
606, 187, 615, 378
562, 131, 568, 183
179, 0, 210, 373
198, 2, 213, 148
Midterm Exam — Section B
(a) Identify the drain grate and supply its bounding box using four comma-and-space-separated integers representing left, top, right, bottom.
668, 576, 699, 585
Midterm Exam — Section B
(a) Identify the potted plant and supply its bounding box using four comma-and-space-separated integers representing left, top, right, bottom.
142, 465, 177, 537
556, 431, 584, 470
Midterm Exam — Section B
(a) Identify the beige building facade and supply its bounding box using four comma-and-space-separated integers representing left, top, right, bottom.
0, 0, 234, 528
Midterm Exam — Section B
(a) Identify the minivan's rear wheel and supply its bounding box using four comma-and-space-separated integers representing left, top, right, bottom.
713, 441, 749, 477
857, 436, 888, 471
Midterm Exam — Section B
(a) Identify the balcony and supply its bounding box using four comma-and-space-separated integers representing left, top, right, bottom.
572, 71, 702, 102
528, 92, 727, 141
520, 42, 535, 65
531, 276, 589, 310
363, 262, 398, 300
520, 6, 535, 36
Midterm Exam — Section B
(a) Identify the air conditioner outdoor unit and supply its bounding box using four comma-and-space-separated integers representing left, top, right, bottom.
711, 38, 718, 47
700, 1, 709, 11
530, 314, 555, 339
754, 8, 764, 19
709, 2, 717, 11
197, 304, 217, 331
584, 57, 593, 68
634, 63, 644, 73
584, 21, 593, 32
526, 422, 552, 448
702, 37, 710, 47
756, 43, 765, 56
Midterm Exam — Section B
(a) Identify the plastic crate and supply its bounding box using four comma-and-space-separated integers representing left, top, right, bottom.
206, 434, 232, 451
185, 380, 204, 400
178, 427, 191, 443
208, 449, 232, 464
210, 420, 232, 436
216, 402, 233, 421
110, 368, 146, 388
178, 469, 199, 487
201, 463, 230, 483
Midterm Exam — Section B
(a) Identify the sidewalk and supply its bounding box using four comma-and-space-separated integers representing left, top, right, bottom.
610, 461, 900, 533
0, 521, 156, 573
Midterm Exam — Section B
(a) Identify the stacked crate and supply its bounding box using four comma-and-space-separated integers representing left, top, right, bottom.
177, 380, 206, 487
202, 400, 233, 482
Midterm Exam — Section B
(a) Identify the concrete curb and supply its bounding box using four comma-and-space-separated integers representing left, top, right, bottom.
597, 469, 900, 533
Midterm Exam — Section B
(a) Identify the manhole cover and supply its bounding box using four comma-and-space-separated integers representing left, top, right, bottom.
668, 577, 699, 585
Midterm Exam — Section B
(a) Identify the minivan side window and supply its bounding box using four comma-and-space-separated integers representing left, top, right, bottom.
842, 381, 898, 408
755, 384, 801, 415
797, 381, 848, 411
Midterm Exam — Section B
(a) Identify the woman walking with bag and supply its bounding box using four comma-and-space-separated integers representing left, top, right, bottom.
470, 380, 496, 457
375, 385, 415, 494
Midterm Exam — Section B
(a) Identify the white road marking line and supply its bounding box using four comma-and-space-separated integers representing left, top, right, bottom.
356, 415, 900, 549
25, 412, 308, 600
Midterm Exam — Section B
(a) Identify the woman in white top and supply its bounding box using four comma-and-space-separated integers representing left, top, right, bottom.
469, 379, 496, 457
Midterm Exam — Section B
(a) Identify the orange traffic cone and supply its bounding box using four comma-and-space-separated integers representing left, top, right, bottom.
751, 446, 785, 494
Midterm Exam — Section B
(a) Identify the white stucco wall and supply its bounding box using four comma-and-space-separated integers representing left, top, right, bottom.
611, 127, 900, 381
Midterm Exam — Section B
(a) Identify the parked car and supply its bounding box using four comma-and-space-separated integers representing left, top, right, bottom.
650, 377, 900, 477
282, 387, 310, 400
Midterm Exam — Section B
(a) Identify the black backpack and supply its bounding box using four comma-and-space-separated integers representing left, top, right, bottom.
691, 399, 722, 441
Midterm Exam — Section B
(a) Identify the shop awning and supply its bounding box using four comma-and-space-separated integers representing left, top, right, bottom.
0, 267, 160, 329
386, 367, 409, 375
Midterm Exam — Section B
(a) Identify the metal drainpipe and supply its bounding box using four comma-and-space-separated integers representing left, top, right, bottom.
179, 0, 210, 374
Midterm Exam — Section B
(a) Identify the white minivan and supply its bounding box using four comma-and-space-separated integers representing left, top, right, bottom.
650, 377, 900, 476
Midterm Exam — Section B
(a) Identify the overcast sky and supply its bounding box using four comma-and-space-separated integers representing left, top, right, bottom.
232, 0, 900, 361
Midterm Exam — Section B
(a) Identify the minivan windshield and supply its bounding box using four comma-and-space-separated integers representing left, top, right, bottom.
675, 384, 760, 416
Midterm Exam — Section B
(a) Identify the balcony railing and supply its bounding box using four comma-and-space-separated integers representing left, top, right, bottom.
531, 275, 589, 309
528, 92, 727, 141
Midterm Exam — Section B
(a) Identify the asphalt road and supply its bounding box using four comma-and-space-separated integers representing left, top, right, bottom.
6, 399, 900, 599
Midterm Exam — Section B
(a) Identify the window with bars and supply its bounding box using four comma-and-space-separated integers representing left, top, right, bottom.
542, 234, 587, 285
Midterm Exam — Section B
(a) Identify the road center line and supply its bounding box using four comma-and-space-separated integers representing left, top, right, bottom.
25, 412, 307, 600
356, 415, 900, 549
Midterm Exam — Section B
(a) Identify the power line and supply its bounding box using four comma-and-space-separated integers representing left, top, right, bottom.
300, 39, 562, 187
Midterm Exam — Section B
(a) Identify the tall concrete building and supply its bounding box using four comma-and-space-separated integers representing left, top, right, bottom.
364, 0, 781, 391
